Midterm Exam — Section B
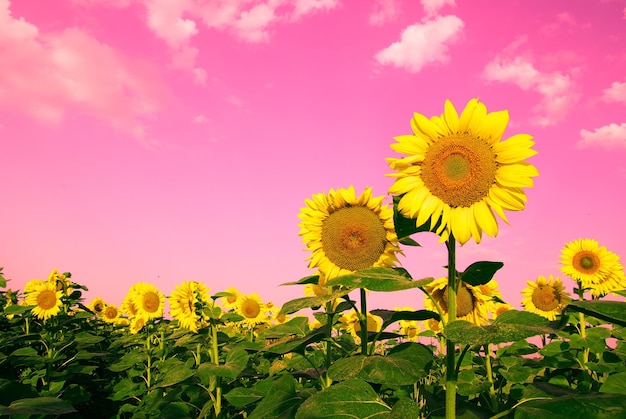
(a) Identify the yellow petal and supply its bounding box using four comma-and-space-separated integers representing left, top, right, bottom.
443, 99, 459, 133
474, 200, 499, 238
459, 98, 479, 133
493, 134, 537, 164
496, 163, 539, 188
450, 207, 472, 244
411, 112, 440, 140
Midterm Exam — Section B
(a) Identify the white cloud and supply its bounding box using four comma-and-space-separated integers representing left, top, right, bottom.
421, 0, 456, 17
193, 114, 209, 124
234, 2, 276, 42
375, 15, 464, 73
482, 56, 577, 126
579, 123, 626, 149
145, 0, 198, 47
292, 0, 340, 19
603, 81, 626, 104
369, 0, 399, 26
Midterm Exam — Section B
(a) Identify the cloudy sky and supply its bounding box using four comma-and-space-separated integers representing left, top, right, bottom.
2, 0, 625, 311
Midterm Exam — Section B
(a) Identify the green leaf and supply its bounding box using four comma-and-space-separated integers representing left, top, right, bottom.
0, 397, 77, 415
389, 397, 422, 418
600, 371, 626, 395
514, 392, 626, 418
153, 363, 195, 388
108, 351, 146, 372
371, 309, 440, 331
74, 331, 106, 345
392, 194, 438, 243
0, 379, 38, 405
249, 375, 302, 419
279, 289, 352, 315
565, 301, 626, 327
3, 304, 32, 315
224, 387, 265, 407
196, 347, 249, 381
326, 267, 433, 292
295, 378, 391, 419
264, 316, 312, 339
262, 326, 331, 355
281, 275, 320, 286
459, 261, 503, 286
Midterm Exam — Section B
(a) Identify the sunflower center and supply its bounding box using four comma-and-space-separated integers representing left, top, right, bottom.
421, 134, 497, 207
143, 292, 160, 313
531, 286, 559, 311
104, 306, 118, 319
242, 299, 261, 319
321, 206, 387, 271
573, 251, 600, 274
441, 283, 475, 317
37, 290, 57, 310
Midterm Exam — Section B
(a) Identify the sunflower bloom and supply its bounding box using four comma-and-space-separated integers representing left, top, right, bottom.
395, 307, 421, 341
102, 304, 120, 323
169, 281, 211, 333
521, 275, 570, 320
423, 277, 498, 330
560, 238, 626, 297
121, 285, 141, 317
338, 311, 383, 342
48, 269, 72, 296
222, 286, 241, 310
298, 186, 401, 280
88, 297, 107, 317
131, 283, 164, 320
25, 282, 63, 321
388, 98, 539, 245
237, 293, 266, 327
130, 315, 148, 334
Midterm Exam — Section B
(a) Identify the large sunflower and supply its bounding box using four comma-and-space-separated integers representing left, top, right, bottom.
423, 277, 499, 331
387, 98, 539, 245
131, 282, 164, 320
298, 186, 401, 279
237, 293, 266, 327
521, 275, 570, 320
560, 238, 626, 296
25, 281, 63, 321
169, 281, 211, 333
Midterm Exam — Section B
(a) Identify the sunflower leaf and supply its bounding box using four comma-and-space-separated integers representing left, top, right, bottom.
459, 261, 504, 286
279, 288, 353, 315
280, 275, 320, 286
326, 267, 433, 292
565, 301, 626, 327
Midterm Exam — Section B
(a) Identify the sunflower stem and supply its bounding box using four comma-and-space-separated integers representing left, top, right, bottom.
210, 322, 222, 417
445, 236, 457, 419
484, 344, 499, 412
360, 288, 368, 356
577, 281, 589, 366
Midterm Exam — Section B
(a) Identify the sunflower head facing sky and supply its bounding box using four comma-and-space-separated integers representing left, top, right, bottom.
387, 98, 539, 245
521, 275, 571, 320
560, 238, 626, 297
298, 186, 402, 280
131, 282, 164, 320
25, 281, 63, 321
237, 293, 266, 327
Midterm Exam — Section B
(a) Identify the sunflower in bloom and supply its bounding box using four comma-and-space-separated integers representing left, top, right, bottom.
338, 311, 383, 342
423, 277, 498, 331
169, 281, 211, 333
131, 283, 164, 320
237, 293, 266, 327
102, 304, 120, 323
560, 238, 626, 297
130, 315, 148, 334
298, 186, 402, 280
47, 268, 72, 296
222, 286, 241, 311
387, 98, 539, 245
121, 285, 141, 317
394, 307, 421, 342
23, 279, 44, 294
88, 297, 107, 317
25, 281, 63, 321
521, 275, 570, 321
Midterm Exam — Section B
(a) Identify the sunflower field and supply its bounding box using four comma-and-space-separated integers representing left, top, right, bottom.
2, 99, 626, 419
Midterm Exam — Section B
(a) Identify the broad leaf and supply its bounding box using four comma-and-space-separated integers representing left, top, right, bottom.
565, 301, 626, 327
459, 261, 504, 286
326, 267, 433, 292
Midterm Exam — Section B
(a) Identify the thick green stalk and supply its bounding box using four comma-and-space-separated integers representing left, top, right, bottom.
577, 281, 589, 366
146, 334, 152, 388
210, 323, 222, 417
445, 236, 457, 419
360, 288, 368, 355
484, 344, 498, 412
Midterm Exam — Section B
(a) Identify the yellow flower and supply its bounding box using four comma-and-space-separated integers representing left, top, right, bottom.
169, 281, 211, 333
423, 277, 498, 329
560, 238, 626, 297
47, 268, 72, 296
130, 315, 148, 334
237, 293, 266, 326
222, 286, 241, 310
388, 98, 538, 244
88, 297, 107, 316
491, 302, 515, 320
25, 281, 63, 321
121, 284, 141, 317
298, 186, 401, 280
131, 283, 164, 320
521, 275, 570, 321
338, 311, 383, 342
394, 307, 421, 341
102, 304, 120, 323
23, 279, 44, 294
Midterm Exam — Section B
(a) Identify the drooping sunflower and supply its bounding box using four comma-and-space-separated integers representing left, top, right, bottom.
387, 98, 539, 245
221, 286, 241, 311
131, 282, 164, 320
121, 284, 141, 317
560, 238, 626, 296
338, 311, 383, 342
88, 297, 107, 316
25, 281, 63, 321
298, 186, 402, 280
237, 293, 266, 327
521, 275, 570, 320
423, 277, 498, 330
47, 268, 72, 296
169, 281, 211, 333
102, 304, 120, 323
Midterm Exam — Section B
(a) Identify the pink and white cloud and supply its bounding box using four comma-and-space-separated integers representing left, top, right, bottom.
0, 0, 167, 138
374, 14, 464, 73
602, 81, 626, 104
579, 123, 626, 149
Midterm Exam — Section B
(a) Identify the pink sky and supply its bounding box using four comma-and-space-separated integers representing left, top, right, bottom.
2, 0, 625, 312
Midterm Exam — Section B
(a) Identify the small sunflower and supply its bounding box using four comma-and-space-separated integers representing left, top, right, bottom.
423, 277, 497, 328
388, 98, 539, 244
121, 285, 141, 317
169, 281, 211, 333
222, 286, 241, 310
521, 275, 570, 320
88, 297, 107, 316
394, 307, 421, 342
131, 283, 164, 320
237, 293, 266, 327
338, 311, 383, 342
102, 304, 120, 323
298, 186, 401, 280
23, 279, 44, 294
47, 268, 72, 296
25, 281, 63, 321
130, 315, 148, 334
560, 238, 626, 296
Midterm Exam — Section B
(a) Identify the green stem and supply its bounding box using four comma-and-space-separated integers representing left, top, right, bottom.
577, 281, 589, 367
146, 334, 152, 388
445, 236, 457, 419
210, 323, 222, 417
484, 344, 499, 413
360, 288, 368, 356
